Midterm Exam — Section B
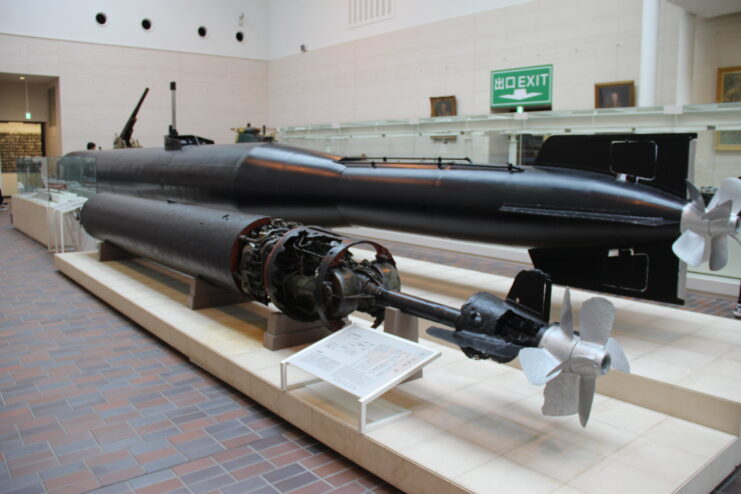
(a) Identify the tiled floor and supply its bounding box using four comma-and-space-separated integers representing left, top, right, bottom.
0, 199, 738, 494
0, 203, 397, 494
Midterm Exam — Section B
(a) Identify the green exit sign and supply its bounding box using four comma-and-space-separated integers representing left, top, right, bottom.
491, 64, 553, 108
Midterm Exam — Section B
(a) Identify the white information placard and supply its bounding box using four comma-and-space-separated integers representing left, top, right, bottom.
281, 324, 440, 433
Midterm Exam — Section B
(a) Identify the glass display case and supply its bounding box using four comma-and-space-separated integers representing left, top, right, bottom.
16, 155, 97, 199
13, 155, 97, 252
48, 155, 97, 198
15, 157, 46, 195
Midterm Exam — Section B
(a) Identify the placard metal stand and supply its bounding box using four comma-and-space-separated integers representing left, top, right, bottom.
48, 196, 88, 253
281, 324, 440, 433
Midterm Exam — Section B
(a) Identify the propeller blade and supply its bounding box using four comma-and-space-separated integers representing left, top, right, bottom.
672, 229, 709, 266
519, 348, 560, 385
606, 337, 630, 373
579, 298, 614, 346
703, 200, 732, 222
708, 177, 741, 213
542, 372, 578, 417
560, 288, 574, 337
546, 360, 567, 378
578, 376, 597, 427
686, 180, 706, 211
524, 293, 625, 425
709, 235, 728, 271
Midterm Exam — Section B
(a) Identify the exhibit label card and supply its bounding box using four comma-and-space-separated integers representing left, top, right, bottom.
286, 324, 438, 398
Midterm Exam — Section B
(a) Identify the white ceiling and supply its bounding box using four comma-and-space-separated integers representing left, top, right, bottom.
667, 0, 741, 18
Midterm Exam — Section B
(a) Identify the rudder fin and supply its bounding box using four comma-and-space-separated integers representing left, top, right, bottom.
534, 133, 696, 199
505, 269, 552, 321
529, 241, 685, 304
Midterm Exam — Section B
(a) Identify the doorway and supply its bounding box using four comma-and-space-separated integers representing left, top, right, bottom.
0, 73, 59, 196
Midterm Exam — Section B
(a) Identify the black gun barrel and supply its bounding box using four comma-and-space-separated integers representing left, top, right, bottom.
119, 87, 149, 147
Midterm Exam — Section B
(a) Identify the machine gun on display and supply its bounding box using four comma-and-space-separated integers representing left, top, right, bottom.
232, 123, 276, 143
113, 87, 149, 149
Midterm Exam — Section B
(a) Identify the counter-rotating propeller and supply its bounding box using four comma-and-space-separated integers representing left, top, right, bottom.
421, 271, 629, 426
673, 178, 741, 270
518, 289, 629, 426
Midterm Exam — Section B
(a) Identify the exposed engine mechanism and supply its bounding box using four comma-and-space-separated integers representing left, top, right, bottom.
237, 221, 400, 329
81, 192, 629, 425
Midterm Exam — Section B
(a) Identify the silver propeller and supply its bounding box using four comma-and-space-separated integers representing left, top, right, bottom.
672, 178, 741, 270
519, 289, 629, 427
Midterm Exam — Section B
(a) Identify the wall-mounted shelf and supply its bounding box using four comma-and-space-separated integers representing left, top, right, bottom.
279, 102, 741, 140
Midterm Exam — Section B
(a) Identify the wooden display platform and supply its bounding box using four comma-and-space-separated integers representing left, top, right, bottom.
55, 251, 741, 494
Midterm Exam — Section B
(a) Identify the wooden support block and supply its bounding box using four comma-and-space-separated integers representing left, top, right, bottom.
98, 241, 135, 261
188, 276, 248, 310
263, 312, 330, 350
383, 307, 423, 382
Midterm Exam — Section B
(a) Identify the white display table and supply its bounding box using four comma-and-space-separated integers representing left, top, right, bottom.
55, 251, 740, 494
12, 192, 90, 251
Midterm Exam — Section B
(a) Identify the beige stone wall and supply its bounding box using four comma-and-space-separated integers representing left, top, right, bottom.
268, 2, 741, 127
269, 1, 741, 187
268, 0, 643, 126
0, 34, 269, 153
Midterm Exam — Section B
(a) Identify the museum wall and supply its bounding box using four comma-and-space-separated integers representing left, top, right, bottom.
690, 12, 741, 187
45, 81, 62, 157
268, 0, 741, 187
0, 81, 51, 123
0, 34, 269, 153
0, 81, 53, 196
269, 0, 741, 126
1, 1, 738, 175
0, 0, 270, 60
691, 12, 741, 103
267, 0, 532, 59
268, 0, 647, 124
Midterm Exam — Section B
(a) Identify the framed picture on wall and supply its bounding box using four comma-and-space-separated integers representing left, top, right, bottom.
594, 81, 635, 108
715, 65, 741, 151
430, 96, 457, 117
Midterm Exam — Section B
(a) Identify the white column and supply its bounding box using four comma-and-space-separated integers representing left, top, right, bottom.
675, 9, 696, 106
638, 0, 660, 107
508, 135, 518, 165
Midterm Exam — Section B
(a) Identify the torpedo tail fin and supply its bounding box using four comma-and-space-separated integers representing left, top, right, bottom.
534, 133, 696, 199
529, 241, 685, 304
